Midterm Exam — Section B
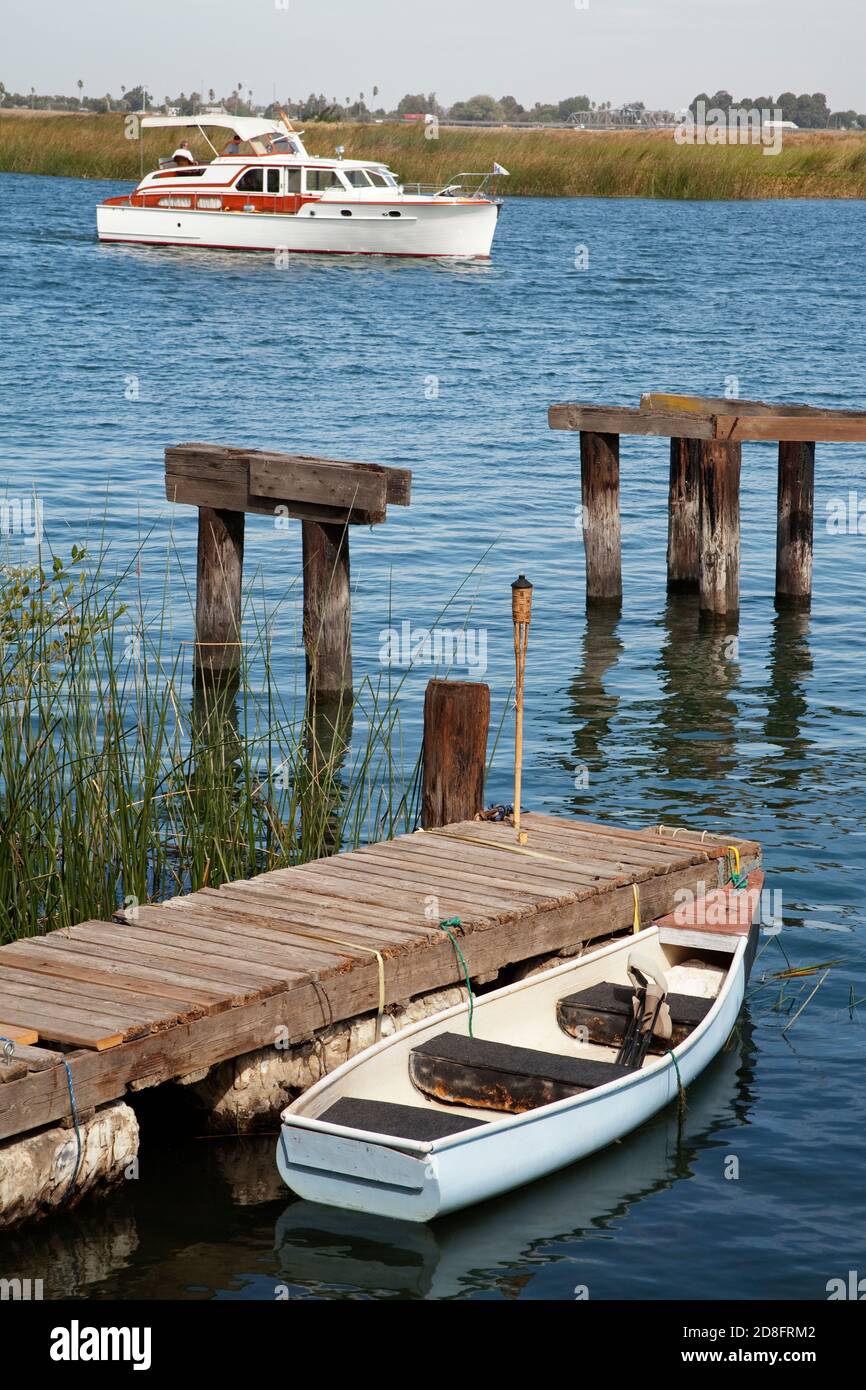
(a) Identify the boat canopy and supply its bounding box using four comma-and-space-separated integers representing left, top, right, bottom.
139, 114, 308, 155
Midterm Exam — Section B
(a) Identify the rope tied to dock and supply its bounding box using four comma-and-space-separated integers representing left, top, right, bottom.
59, 1059, 83, 1208
425, 828, 580, 867
437, 918, 475, 1037
632, 883, 641, 934
725, 844, 748, 891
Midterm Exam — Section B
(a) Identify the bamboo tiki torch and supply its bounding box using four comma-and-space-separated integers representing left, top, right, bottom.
511, 574, 533, 844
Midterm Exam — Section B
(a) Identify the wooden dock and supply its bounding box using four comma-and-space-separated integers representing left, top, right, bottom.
0, 814, 760, 1146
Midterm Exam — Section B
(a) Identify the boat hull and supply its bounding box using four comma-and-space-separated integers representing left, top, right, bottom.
96, 199, 500, 260
277, 925, 752, 1222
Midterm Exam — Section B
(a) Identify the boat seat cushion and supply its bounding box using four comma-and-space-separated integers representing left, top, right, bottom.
318, 1096, 486, 1141
409, 1032, 632, 1115
557, 981, 714, 1050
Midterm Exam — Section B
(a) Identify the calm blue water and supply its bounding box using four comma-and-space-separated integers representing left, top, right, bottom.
2, 173, 866, 1299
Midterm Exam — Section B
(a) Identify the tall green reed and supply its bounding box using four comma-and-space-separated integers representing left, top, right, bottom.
0, 535, 421, 942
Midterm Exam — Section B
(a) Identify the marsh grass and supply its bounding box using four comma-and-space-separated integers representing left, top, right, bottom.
0, 534, 423, 942
2, 112, 866, 198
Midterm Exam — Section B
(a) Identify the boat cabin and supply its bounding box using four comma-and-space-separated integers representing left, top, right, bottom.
123, 114, 403, 216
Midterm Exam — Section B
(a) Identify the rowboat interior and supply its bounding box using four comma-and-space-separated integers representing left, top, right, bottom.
287, 926, 739, 1143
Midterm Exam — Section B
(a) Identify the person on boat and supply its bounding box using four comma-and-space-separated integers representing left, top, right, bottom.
172, 140, 196, 166
224, 134, 243, 155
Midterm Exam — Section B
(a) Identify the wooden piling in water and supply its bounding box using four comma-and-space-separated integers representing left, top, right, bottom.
302, 520, 353, 702
194, 506, 245, 685
579, 430, 622, 603
167, 443, 410, 698
421, 679, 490, 829
667, 438, 700, 591
776, 440, 815, 605
698, 440, 741, 617
550, 394, 866, 613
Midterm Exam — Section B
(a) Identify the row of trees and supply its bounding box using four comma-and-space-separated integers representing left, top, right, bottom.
0, 81, 626, 125
3, 80, 864, 129
689, 89, 866, 130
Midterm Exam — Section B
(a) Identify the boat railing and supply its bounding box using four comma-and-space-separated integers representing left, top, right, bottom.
401, 171, 505, 200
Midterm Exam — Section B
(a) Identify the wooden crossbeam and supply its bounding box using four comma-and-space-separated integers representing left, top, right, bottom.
641, 392, 866, 421
165, 443, 411, 526
551, 400, 866, 443
549, 404, 712, 440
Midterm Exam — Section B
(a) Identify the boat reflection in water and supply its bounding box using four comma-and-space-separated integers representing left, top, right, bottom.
273, 1020, 757, 1299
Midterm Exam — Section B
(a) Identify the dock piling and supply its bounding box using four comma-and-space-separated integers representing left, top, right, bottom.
166, 443, 411, 699
550, 393, 866, 613
194, 506, 245, 685
775, 441, 815, 605
421, 679, 490, 829
698, 440, 741, 617
302, 519, 352, 701
579, 430, 622, 604
667, 437, 700, 591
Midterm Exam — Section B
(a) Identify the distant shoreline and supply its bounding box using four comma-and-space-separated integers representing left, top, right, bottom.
2, 112, 866, 199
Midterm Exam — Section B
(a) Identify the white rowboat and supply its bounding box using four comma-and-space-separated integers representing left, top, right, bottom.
277, 875, 762, 1221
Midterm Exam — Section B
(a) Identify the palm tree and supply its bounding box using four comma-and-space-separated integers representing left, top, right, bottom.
77, 78, 84, 108
208, 87, 215, 106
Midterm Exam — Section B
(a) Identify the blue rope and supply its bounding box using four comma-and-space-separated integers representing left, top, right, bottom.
1, 1037, 83, 1204
437, 917, 475, 1037
59, 1060, 83, 1207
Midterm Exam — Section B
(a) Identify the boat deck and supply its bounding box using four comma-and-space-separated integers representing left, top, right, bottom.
0, 813, 760, 1145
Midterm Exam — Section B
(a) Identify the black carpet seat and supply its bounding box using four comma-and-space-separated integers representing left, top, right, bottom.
318, 1096, 486, 1141
409, 1032, 631, 1115
557, 981, 714, 1051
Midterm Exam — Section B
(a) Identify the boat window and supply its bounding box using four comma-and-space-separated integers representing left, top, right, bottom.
345, 169, 372, 188
285, 169, 301, 194
236, 168, 265, 192
305, 168, 342, 192
157, 196, 192, 208
266, 169, 280, 194
367, 170, 394, 188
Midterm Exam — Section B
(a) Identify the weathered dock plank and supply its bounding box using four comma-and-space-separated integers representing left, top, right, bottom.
0, 813, 760, 1144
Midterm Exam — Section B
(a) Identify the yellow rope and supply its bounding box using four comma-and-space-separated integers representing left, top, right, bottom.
220, 917, 386, 1042
312, 939, 383, 1039
726, 844, 741, 876
632, 882, 641, 934
425, 828, 577, 867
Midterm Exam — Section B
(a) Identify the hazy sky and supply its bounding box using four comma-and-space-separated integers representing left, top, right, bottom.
3, 0, 864, 111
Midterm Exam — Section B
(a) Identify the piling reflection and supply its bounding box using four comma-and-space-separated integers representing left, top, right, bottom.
651, 594, 742, 802
273, 1020, 757, 1299
562, 605, 624, 812
762, 604, 813, 790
